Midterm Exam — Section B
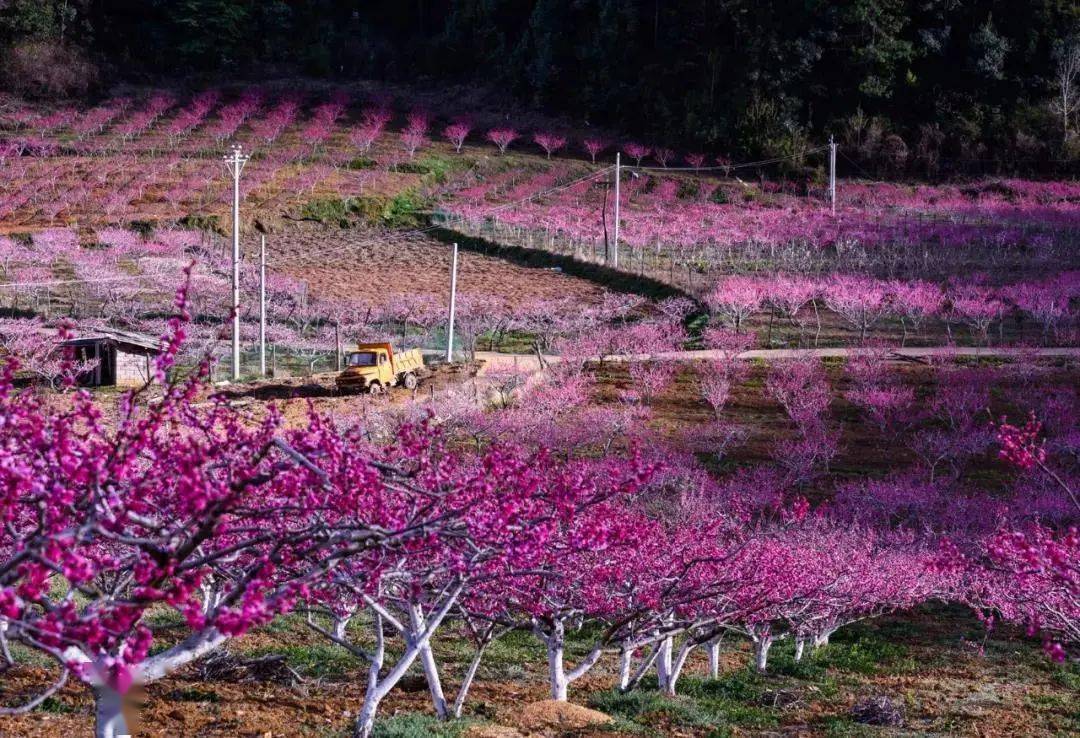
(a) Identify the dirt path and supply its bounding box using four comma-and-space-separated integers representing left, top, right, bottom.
475, 346, 1080, 375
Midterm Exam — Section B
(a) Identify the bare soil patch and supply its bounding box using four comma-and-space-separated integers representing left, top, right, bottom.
266, 224, 611, 308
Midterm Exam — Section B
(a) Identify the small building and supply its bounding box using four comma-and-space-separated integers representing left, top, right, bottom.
61, 328, 161, 387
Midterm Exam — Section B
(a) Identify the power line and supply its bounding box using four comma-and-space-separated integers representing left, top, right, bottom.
837, 150, 890, 186
625, 146, 830, 173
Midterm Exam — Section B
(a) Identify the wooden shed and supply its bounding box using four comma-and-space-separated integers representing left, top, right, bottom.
61, 328, 161, 387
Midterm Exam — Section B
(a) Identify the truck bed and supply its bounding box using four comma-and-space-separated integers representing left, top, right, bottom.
393, 349, 424, 375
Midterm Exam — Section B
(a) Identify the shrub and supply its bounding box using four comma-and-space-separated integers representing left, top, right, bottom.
3, 40, 97, 98
301, 197, 354, 226
380, 190, 430, 228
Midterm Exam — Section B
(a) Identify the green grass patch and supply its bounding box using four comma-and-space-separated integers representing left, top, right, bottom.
380, 190, 431, 228
589, 690, 720, 729
372, 714, 472, 738
710, 187, 731, 204
589, 674, 780, 733
676, 178, 701, 200
177, 213, 222, 234
814, 628, 914, 675
819, 715, 879, 737
301, 196, 355, 226
35, 696, 77, 714
1051, 662, 1080, 691
478, 629, 545, 678
395, 154, 468, 184
241, 642, 358, 681
297, 191, 433, 229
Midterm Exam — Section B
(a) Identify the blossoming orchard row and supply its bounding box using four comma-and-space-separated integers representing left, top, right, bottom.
444, 167, 1080, 289
1, 227, 1076, 376
0, 284, 1075, 737
6, 86, 1080, 264
1, 87, 756, 169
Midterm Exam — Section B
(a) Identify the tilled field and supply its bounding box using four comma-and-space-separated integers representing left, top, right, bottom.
266, 224, 613, 307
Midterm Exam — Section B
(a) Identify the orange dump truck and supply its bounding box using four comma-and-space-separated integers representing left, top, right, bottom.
335, 342, 425, 394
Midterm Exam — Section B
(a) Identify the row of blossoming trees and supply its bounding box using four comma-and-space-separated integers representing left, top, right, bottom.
443, 165, 1080, 292
0, 226, 1077, 380
0, 278, 1076, 737
705, 271, 1080, 346
6, 85, 1080, 251
0, 86, 747, 229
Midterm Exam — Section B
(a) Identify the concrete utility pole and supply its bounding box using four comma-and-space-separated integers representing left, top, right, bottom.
612, 153, 621, 268
828, 136, 838, 216
335, 321, 343, 372
223, 145, 249, 381
446, 242, 459, 363
259, 235, 267, 377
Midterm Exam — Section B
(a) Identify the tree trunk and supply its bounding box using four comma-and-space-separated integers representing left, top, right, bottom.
794, 638, 806, 662
418, 641, 447, 718
93, 688, 129, 738
452, 640, 490, 718
665, 639, 696, 697
410, 605, 447, 719
0, 621, 13, 667
617, 645, 633, 692
354, 614, 386, 738
620, 641, 661, 693
706, 638, 722, 679
334, 615, 352, 641
655, 633, 674, 695
545, 621, 569, 701
354, 589, 462, 737
753, 635, 773, 673
354, 689, 382, 738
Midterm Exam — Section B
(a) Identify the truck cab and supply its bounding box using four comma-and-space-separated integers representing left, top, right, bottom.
336, 342, 423, 394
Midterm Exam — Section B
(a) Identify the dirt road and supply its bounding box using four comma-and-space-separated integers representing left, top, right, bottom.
475, 345, 1080, 375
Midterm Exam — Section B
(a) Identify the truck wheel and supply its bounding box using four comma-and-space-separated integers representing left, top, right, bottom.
368, 382, 384, 395
403, 372, 418, 390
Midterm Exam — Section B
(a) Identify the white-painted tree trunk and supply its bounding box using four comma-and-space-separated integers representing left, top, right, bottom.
813, 631, 831, 650
794, 638, 806, 662
60, 630, 229, 738
655, 633, 675, 695
93, 688, 129, 738
753, 635, 773, 673
334, 615, 352, 641
0, 619, 13, 666
537, 618, 604, 702
135, 628, 228, 683
354, 587, 463, 738
664, 638, 696, 696
354, 678, 382, 737
354, 614, 386, 738
620, 640, 661, 693
410, 604, 447, 719
617, 644, 634, 691
707, 638, 722, 679
452, 640, 490, 718
545, 620, 569, 702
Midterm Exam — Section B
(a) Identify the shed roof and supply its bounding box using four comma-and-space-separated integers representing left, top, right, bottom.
60, 327, 162, 353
